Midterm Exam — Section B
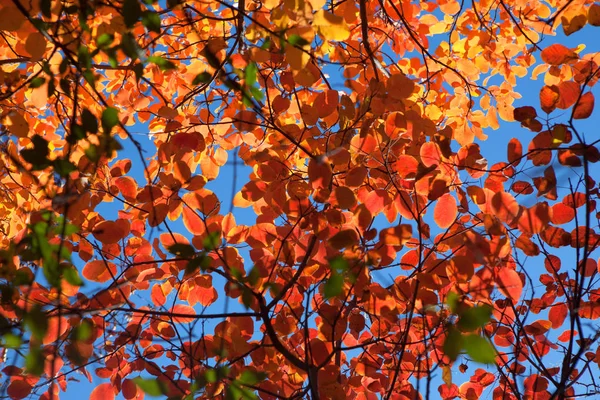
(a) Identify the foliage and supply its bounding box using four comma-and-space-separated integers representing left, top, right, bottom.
0, 0, 599, 399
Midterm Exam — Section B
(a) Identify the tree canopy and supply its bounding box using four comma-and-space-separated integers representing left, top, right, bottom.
0, 0, 600, 398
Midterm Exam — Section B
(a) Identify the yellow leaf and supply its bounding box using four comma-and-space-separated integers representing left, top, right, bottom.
5, 111, 29, 138
286, 45, 310, 71
442, 365, 452, 387
313, 10, 350, 41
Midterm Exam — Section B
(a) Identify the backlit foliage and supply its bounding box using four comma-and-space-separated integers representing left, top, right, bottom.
0, 0, 600, 398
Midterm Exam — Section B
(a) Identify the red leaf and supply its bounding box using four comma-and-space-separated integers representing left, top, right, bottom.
507, 138, 523, 165
513, 106, 537, 122
82, 260, 117, 283
434, 193, 457, 229
122, 379, 143, 400
573, 92, 594, 119
517, 203, 550, 235
90, 383, 115, 400
540, 43, 577, 65
549, 303, 568, 329
497, 267, 522, 303
7, 380, 32, 399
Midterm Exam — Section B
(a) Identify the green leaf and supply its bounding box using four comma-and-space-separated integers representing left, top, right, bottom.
121, 33, 141, 61
40, 0, 51, 18
192, 72, 212, 85
68, 123, 86, 144
446, 291, 459, 313
246, 267, 260, 286
241, 287, 253, 309
330, 256, 349, 273
2, 333, 22, 349
148, 56, 176, 71
59, 78, 71, 96
443, 326, 463, 362
457, 305, 492, 332
29, 77, 46, 89
53, 159, 77, 177
133, 377, 167, 397
73, 320, 92, 341
25, 306, 48, 341
203, 231, 220, 251
167, 243, 196, 257
260, 37, 271, 50
245, 62, 258, 86
82, 70, 95, 86
25, 347, 44, 375
238, 371, 267, 386
463, 334, 496, 364
96, 33, 114, 48
21, 135, 50, 170
81, 108, 98, 133
63, 265, 84, 286
85, 144, 100, 162
133, 63, 144, 82
324, 273, 343, 299
101, 107, 119, 134
141, 10, 161, 33
78, 46, 91, 69
288, 34, 310, 47
249, 85, 264, 102
205, 369, 218, 383
123, 0, 142, 28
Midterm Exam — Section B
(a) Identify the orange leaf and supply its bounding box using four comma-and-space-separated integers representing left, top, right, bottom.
556, 81, 580, 109
589, 4, 600, 26
329, 229, 359, 250
497, 268, 522, 303
308, 158, 333, 190
517, 203, 550, 234
420, 141, 442, 168
490, 192, 519, 223
363, 189, 390, 215
334, 186, 356, 209
114, 176, 138, 203
90, 383, 115, 400
539, 85, 560, 113
172, 304, 196, 323
83, 260, 117, 283
159, 232, 190, 250
434, 193, 457, 229
92, 220, 129, 244
540, 43, 577, 65
573, 92, 594, 119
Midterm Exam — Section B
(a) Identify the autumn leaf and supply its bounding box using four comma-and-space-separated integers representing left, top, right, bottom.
434, 193, 457, 229
313, 10, 350, 41
540, 44, 577, 65
90, 383, 115, 400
